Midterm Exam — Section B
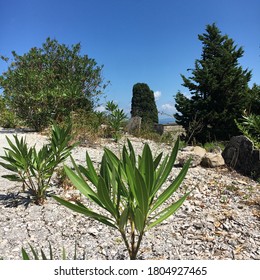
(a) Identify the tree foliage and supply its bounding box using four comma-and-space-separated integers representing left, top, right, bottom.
174, 23, 252, 143
0, 95, 19, 128
246, 83, 260, 115
131, 83, 158, 127
0, 38, 107, 131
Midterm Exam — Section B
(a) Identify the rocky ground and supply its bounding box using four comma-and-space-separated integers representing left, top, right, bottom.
0, 129, 259, 260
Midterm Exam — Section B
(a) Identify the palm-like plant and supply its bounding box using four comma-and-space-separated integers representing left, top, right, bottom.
53, 138, 190, 259
0, 123, 77, 204
22, 243, 82, 260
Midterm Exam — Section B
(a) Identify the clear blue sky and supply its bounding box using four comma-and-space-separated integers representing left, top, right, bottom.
1, 0, 259, 120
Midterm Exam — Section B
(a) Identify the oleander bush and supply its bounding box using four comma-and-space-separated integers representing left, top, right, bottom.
22, 243, 84, 260
0, 96, 21, 128
105, 101, 127, 142
53, 137, 191, 260
0, 123, 77, 204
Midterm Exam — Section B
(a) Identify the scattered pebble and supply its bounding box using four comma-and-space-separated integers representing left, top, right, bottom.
0, 131, 259, 260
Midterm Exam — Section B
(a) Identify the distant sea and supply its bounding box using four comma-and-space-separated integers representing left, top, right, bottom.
159, 117, 176, 124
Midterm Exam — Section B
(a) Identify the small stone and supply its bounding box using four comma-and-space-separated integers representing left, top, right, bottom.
193, 222, 203, 229
214, 221, 221, 228
206, 215, 215, 223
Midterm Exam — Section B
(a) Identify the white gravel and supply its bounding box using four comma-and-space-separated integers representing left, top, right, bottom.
0, 129, 259, 260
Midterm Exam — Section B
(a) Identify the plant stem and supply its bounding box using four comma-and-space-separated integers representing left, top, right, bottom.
133, 231, 144, 260
119, 230, 131, 259
130, 219, 135, 259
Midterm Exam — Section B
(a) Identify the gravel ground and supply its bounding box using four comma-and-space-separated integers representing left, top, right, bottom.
0, 129, 259, 260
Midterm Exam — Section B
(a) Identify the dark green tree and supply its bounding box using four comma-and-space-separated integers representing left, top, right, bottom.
131, 83, 158, 127
246, 83, 260, 115
0, 38, 107, 131
174, 23, 252, 143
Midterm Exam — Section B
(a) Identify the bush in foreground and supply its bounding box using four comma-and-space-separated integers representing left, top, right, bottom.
53, 138, 191, 259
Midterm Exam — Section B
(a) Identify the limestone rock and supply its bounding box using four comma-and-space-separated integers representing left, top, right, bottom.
201, 153, 225, 168
178, 146, 206, 167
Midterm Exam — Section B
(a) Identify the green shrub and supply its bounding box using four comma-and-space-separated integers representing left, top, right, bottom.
0, 38, 107, 131
203, 142, 225, 152
70, 110, 106, 144
0, 123, 77, 204
235, 114, 260, 149
0, 96, 21, 128
53, 138, 191, 259
22, 243, 83, 260
105, 101, 127, 142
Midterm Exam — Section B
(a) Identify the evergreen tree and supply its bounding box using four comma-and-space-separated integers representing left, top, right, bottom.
131, 83, 158, 127
246, 83, 260, 115
174, 23, 252, 143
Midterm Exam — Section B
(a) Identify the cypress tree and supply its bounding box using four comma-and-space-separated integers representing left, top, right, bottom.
131, 83, 158, 126
174, 23, 252, 143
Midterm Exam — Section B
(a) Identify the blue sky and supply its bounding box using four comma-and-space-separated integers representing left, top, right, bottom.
1, 0, 259, 120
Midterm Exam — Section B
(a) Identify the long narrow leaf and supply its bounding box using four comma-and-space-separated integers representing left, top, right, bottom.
53, 195, 117, 229
21, 248, 30, 260
40, 249, 48, 260
147, 192, 190, 230
152, 138, 179, 196
104, 148, 120, 168
134, 207, 145, 232
0, 162, 19, 172
119, 207, 129, 230
134, 168, 149, 215
97, 177, 118, 218
29, 244, 39, 260
2, 174, 23, 182
153, 152, 163, 170
85, 152, 99, 186
142, 143, 154, 196
64, 165, 97, 200
150, 159, 191, 213
127, 138, 136, 166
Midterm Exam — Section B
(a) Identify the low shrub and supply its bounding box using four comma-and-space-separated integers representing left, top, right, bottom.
0, 123, 77, 204
203, 142, 225, 152
105, 101, 127, 142
0, 96, 21, 128
235, 114, 260, 149
22, 243, 84, 260
53, 138, 191, 260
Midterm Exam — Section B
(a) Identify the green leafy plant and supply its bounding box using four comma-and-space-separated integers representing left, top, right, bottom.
203, 142, 225, 152
22, 243, 83, 260
105, 101, 127, 142
0, 123, 77, 204
53, 138, 191, 260
0, 38, 108, 131
235, 114, 260, 149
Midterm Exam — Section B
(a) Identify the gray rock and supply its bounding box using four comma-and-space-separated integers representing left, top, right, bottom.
222, 135, 260, 179
125, 117, 142, 134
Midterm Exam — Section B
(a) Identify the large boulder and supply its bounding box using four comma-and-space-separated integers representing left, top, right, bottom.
222, 135, 260, 179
